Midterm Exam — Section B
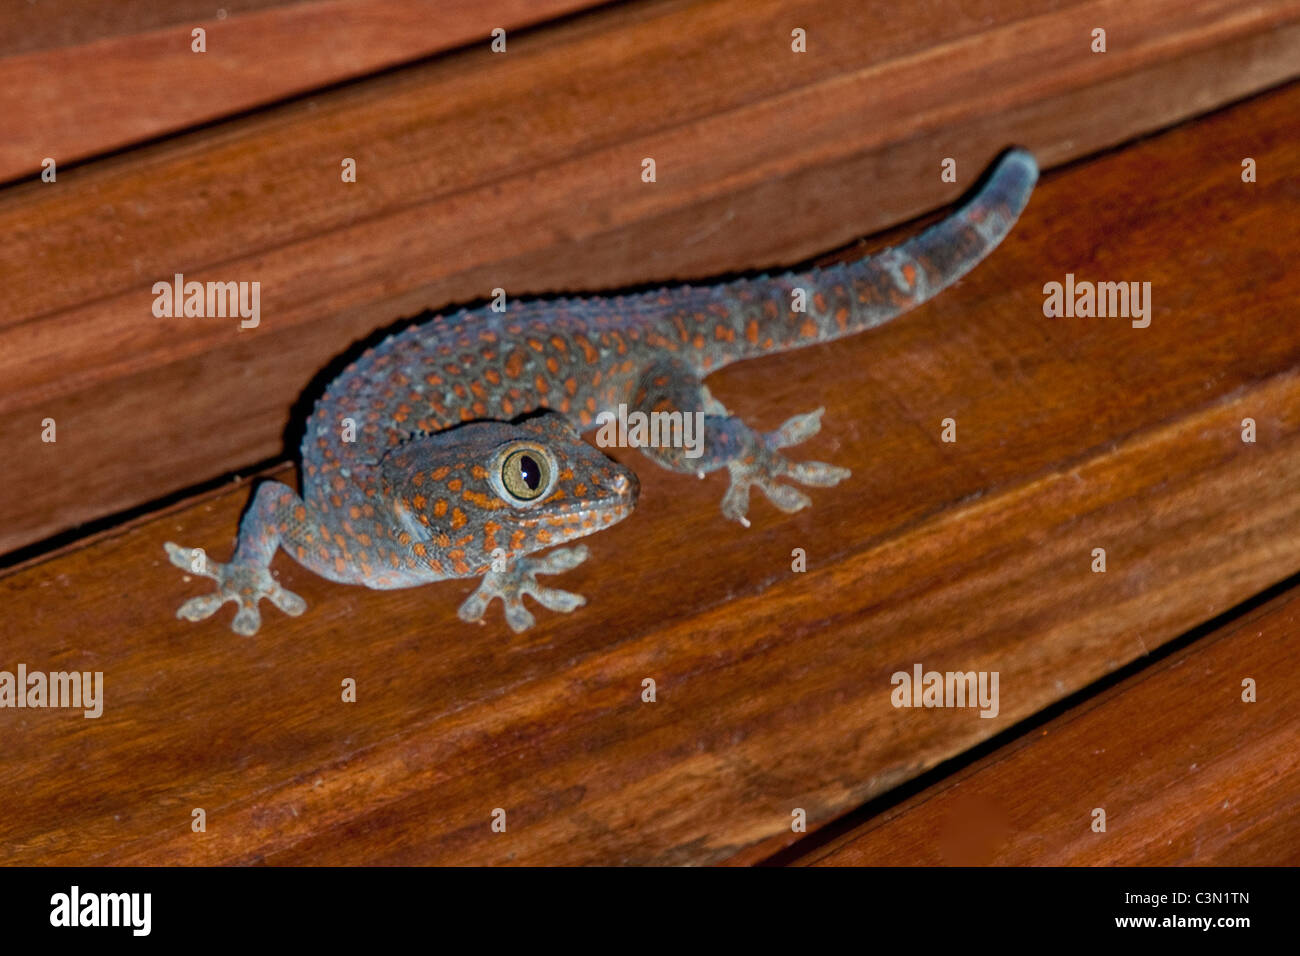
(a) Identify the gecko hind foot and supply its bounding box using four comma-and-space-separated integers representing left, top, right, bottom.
164, 542, 307, 636
721, 407, 852, 525
458, 545, 590, 633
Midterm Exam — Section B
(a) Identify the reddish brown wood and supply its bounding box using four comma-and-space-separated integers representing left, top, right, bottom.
1, 0, 312, 56
2, 0, 1298, 556
0, 84, 1298, 864
795, 589, 1300, 866
0, 0, 611, 182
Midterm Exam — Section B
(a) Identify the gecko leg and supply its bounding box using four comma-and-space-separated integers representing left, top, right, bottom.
164, 481, 308, 636
719, 406, 851, 524
631, 359, 850, 525
457, 545, 590, 632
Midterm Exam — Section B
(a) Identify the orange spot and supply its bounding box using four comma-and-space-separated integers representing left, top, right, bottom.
505, 350, 525, 379
463, 489, 504, 510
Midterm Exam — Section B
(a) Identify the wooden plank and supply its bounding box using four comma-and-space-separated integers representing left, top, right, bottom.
1, 0, 313, 56
3, 0, 1299, 556
1, 83, 1298, 864
0, 0, 610, 183
793, 587, 1300, 866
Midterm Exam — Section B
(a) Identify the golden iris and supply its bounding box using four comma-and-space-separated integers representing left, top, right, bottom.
500, 448, 550, 501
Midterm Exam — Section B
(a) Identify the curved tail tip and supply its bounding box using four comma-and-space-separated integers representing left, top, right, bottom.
997, 146, 1040, 185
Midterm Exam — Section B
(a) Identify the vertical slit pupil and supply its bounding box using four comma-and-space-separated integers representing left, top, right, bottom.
519, 454, 541, 490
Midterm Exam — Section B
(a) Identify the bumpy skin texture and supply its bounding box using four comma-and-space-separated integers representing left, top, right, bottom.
167, 149, 1038, 634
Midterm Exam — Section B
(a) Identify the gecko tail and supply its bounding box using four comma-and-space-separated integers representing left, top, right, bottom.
886, 147, 1039, 301
703, 147, 1038, 361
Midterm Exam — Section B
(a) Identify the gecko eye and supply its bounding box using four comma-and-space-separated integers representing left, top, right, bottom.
499, 446, 552, 502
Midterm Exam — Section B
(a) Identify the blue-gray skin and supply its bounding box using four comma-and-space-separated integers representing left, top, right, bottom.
166, 149, 1038, 634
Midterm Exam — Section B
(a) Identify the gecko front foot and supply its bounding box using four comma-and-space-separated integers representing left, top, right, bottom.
721, 407, 851, 525
458, 545, 590, 633
164, 542, 307, 636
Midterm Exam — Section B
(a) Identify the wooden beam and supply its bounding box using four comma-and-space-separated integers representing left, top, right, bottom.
2, 0, 1298, 555
1, 82, 1297, 864
0, 0, 610, 182
794, 587, 1300, 866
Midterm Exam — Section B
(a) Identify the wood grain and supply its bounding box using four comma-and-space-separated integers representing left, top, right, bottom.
0, 0, 610, 183
0, 82, 1297, 864
1, 0, 316, 56
794, 588, 1300, 866
3, 0, 1299, 556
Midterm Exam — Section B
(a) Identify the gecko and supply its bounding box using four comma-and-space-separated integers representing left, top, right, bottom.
166, 148, 1038, 635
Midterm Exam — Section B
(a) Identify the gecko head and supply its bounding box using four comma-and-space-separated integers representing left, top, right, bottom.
381, 411, 638, 574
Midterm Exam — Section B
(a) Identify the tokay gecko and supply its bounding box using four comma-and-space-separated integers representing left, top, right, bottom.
166, 149, 1038, 634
